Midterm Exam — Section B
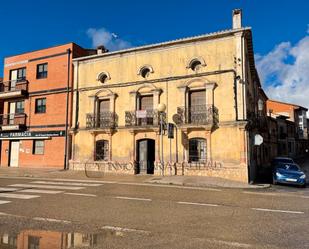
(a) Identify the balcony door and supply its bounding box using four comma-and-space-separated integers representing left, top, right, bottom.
97, 99, 110, 128
138, 95, 153, 125
8, 102, 16, 125
188, 90, 206, 123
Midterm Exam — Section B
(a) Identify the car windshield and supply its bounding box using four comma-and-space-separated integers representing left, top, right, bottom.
276, 163, 300, 171
273, 158, 294, 164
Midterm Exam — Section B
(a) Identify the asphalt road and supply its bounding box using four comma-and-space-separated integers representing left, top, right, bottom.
0, 177, 308, 249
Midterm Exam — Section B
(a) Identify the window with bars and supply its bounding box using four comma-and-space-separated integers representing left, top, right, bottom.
36, 63, 48, 79
28, 236, 40, 249
33, 140, 45, 155
35, 98, 46, 113
189, 138, 207, 162
95, 140, 109, 161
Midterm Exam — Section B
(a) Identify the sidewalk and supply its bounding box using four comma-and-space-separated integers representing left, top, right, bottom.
0, 167, 270, 189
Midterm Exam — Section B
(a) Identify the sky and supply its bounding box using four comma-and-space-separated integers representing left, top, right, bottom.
0, 0, 308, 107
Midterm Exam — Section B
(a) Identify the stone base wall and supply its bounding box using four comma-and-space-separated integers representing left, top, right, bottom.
69, 160, 249, 183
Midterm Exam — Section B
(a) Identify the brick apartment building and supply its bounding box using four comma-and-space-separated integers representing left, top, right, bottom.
0, 43, 95, 168
267, 99, 308, 157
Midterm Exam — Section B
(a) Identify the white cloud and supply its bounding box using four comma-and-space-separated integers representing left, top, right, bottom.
87, 27, 131, 51
256, 32, 309, 109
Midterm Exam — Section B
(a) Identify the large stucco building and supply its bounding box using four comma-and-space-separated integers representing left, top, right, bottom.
70, 10, 267, 183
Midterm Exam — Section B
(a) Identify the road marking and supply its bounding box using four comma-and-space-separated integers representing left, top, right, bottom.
18, 189, 63, 194
31, 181, 102, 187
0, 177, 221, 192
243, 191, 309, 199
205, 238, 252, 248
114, 196, 152, 202
0, 187, 20, 192
33, 217, 71, 224
177, 201, 219, 207
0, 200, 11, 205
64, 192, 96, 197
0, 193, 40, 199
102, 225, 150, 234
9, 184, 84, 190
252, 208, 304, 214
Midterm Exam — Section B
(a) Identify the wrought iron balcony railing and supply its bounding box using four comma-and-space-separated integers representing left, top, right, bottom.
0, 113, 27, 127
0, 79, 28, 93
175, 105, 219, 126
125, 109, 166, 127
86, 112, 117, 129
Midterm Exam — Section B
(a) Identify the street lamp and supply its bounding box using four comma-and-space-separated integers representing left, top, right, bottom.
157, 103, 166, 176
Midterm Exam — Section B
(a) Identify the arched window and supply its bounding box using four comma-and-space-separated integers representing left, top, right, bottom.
97, 71, 111, 84
189, 138, 207, 162
138, 65, 154, 79
187, 57, 206, 71
95, 140, 109, 161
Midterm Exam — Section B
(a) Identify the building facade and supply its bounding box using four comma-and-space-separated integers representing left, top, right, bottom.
0, 43, 94, 168
70, 10, 266, 182
267, 99, 308, 157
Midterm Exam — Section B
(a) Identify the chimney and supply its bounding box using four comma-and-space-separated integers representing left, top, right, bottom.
96, 45, 108, 55
232, 9, 242, 29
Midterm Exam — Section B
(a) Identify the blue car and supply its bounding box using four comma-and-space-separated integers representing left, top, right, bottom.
273, 163, 306, 187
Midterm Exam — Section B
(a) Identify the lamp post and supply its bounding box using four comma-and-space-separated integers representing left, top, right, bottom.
157, 103, 166, 176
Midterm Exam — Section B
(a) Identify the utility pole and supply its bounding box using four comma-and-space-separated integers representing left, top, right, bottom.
64, 48, 71, 170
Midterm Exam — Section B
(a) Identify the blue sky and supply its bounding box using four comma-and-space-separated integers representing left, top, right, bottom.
0, 0, 308, 106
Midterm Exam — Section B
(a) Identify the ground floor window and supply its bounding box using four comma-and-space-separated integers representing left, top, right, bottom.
33, 140, 45, 155
95, 140, 109, 161
189, 138, 207, 162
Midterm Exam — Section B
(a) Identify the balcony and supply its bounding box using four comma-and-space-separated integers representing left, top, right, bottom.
125, 109, 165, 127
86, 112, 117, 129
174, 105, 219, 127
0, 79, 28, 99
0, 113, 27, 131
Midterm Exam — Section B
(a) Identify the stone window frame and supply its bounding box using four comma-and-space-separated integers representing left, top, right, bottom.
129, 83, 162, 112
186, 57, 206, 72
96, 71, 111, 84
89, 89, 117, 128
137, 65, 154, 79
178, 79, 217, 122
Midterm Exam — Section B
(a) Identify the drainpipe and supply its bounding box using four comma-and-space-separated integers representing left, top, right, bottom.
64, 48, 71, 170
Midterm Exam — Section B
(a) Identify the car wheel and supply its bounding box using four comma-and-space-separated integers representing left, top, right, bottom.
301, 183, 306, 188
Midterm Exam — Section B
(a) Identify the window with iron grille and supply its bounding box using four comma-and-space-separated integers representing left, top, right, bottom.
28, 236, 40, 249
33, 140, 45, 155
189, 138, 207, 162
35, 98, 46, 113
188, 90, 206, 123
36, 63, 48, 79
95, 140, 109, 161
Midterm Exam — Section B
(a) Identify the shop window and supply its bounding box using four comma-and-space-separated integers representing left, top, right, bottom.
35, 98, 46, 113
95, 140, 109, 161
33, 140, 45, 155
36, 63, 48, 79
189, 138, 207, 162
